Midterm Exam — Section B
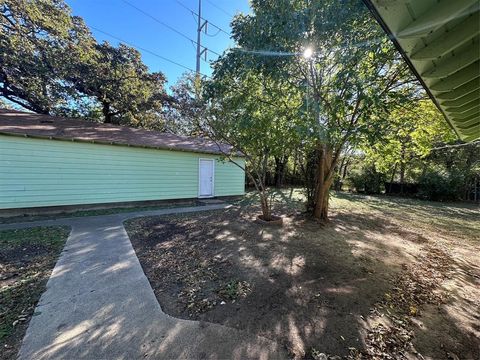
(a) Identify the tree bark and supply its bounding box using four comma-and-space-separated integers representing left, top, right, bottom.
274, 156, 287, 188
333, 157, 345, 191
399, 144, 406, 194
388, 163, 397, 194
341, 158, 350, 180
240, 159, 273, 221
102, 101, 113, 123
0, 72, 51, 114
475, 176, 478, 202
257, 151, 272, 221
292, 149, 299, 186
259, 189, 272, 221
312, 144, 334, 222
314, 181, 333, 220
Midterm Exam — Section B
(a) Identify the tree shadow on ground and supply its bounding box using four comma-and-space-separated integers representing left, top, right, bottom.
333, 192, 480, 240
126, 196, 479, 359
405, 246, 480, 359
17, 218, 286, 360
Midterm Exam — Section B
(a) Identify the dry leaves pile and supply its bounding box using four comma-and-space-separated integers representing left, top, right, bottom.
347, 243, 454, 359
381, 245, 453, 315
348, 320, 416, 360
145, 244, 252, 316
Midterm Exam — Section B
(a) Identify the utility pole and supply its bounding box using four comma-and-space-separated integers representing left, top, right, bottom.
196, 0, 208, 76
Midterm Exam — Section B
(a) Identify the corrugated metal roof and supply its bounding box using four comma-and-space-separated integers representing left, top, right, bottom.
0, 109, 238, 156
363, 0, 480, 142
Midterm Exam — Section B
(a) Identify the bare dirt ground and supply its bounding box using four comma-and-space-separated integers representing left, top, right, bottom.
0, 226, 70, 360
125, 191, 480, 359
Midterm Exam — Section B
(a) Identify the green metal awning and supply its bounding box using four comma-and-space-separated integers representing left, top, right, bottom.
363, 0, 480, 142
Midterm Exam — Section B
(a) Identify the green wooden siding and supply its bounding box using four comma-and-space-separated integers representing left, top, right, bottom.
0, 135, 245, 209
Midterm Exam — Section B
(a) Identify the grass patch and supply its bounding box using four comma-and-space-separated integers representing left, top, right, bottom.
0, 226, 70, 360
218, 280, 252, 301
0, 226, 69, 249
0, 200, 198, 225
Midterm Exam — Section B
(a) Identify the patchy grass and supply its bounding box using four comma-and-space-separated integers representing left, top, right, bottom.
125, 190, 479, 359
0, 226, 70, 360
0, 200, 198, 225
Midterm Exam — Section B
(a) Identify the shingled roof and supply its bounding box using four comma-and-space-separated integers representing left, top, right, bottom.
0, 109, 237, 156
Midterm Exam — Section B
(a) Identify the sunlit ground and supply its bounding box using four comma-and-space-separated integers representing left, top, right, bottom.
127, 189, 479, 358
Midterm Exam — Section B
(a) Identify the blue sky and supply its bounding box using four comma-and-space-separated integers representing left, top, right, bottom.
66, 0, 251, 86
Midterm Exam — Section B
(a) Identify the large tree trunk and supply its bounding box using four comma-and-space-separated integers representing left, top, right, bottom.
313, 180, 333, 220
312, 144, 335, 222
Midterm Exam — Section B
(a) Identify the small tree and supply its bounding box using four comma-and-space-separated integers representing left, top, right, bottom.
205, 68, 302, 220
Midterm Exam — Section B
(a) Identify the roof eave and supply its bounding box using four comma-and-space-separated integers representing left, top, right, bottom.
362, 0, 475, 142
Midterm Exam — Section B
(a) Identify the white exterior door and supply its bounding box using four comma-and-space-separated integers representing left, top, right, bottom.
199, 159, 214, 197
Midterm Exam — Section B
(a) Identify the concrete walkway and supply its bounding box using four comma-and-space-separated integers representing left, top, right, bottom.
3, 205, 286, 360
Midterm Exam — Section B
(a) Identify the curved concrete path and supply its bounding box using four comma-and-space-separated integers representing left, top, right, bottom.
2, 205, 286, 359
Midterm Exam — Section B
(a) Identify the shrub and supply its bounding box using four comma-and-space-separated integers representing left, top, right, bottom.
417, 171, 464, 201
348, 166, 385, 194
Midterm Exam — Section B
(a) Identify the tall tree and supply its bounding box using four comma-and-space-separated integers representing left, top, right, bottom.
1, 0, 169, 126
69, 42, 168, 126
225, 0, 419, 220
165, 72, 205, 136
0, 0, 94, 114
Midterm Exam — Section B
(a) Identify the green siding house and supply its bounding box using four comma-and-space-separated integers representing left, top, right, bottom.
0, 109, 245, 210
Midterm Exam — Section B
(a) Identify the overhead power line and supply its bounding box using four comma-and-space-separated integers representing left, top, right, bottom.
174, 0, 230, 36
430, 141, 479, 151
121, 0, 222, 58
90, 26, 210, 78
205, 0, 234, 18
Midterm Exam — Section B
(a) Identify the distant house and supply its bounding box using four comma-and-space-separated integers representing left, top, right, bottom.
0, 109, 245, 210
